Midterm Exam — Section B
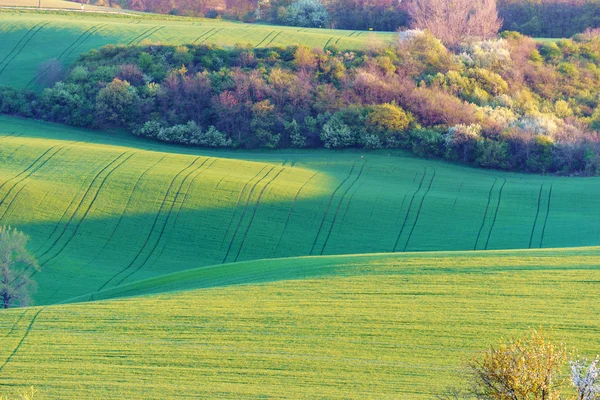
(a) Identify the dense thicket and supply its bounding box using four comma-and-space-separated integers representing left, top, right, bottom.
95, 0, 600, 37
2, 31, 600, 174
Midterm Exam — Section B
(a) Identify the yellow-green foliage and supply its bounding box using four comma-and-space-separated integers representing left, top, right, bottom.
367, 102, 413, 134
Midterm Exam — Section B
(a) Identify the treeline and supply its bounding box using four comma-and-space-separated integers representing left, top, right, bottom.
93, 0, 600, 37
2, 31, 600, 174
499, 0, 600, 38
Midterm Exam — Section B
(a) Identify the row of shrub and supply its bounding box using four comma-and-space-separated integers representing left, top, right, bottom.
1, 31, 600, 174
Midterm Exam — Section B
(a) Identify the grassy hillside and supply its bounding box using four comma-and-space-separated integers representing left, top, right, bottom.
0, 12, 396, 89
1, 116, 600, 305
1, 247, 599, 398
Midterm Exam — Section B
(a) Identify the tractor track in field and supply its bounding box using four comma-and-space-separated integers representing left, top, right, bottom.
403, 168, 436, 252
255, 30, 275, 48
111, 158, 212, 287
273, 171, 319, 257
319, 162, 367, 255
0, 183, 28, 223
323, 36, 334, 50
57, 25, 98, 60
222, 166, 276, 263
1, 310, 28, 340
215, 160, 243, 189
309, 163, 357, 256
126, 25, 157, 45
0, 146, 74, 222
135, 26, 164, 45
62, 24, 106, 61
0, 22, 43, 68
97, 158, 207, 289
473, 178, 498, 251
393, 167, 426, 253
148, 158, 218, 267
32, 152, 134, 274
220, 166, 269, 246
452, 181, 464, 211
0, 308, 44, 375
484, 178, 506, 250
0, 145, 68, 216
199, 28, 223, 44
540, 184, 553, 248
69, 155, 168, 277
192, 28, 215, 44
339, 167, 371, 226
0, 23, 49, 78
31, 157, 109, 255
233, 167, 286, 262
264, 31, 282, 47
529, 184, 545, 249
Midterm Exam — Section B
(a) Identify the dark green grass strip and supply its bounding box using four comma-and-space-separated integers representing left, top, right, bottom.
222, 167, 276, 263
34, 152, 131, 264
320, 162, 367, 255
221, 165, 269, 246
529, 184, 544, 249
273, 171, 319, 257
309, 163, 356, 256
323, 36, 334, 50
484, 178, 506, 250
255, 30, 275, 48
200, 28, 223, 44
473, 178, 498, 251
264, 31, 282, 48
403, 168, 436, 252
34, 153, 136, 273
0, 23, 49, 78
392, 168, 426, 253
540, 184, 553, 248
112, 158, 211, 287
0, 308, 43, 374
192, 27, 214, 44
234, 168, 286, 262
0, 22, 42, 67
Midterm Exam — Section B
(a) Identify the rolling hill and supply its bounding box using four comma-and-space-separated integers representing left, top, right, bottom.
1, 247, 599, 398
0, 11, 397, 89
1, 116, 600, 306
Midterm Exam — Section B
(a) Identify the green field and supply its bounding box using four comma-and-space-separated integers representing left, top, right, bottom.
0, 12, 396, 89
0, 115, 599, 398
1, 116, 600, 304
1, 247, 599, 398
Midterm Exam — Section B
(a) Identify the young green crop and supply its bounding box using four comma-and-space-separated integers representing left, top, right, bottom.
0, 247, 599, 398
1, 116, 600, 305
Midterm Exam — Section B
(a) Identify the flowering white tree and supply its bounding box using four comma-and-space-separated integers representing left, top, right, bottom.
571, 357, 600, 400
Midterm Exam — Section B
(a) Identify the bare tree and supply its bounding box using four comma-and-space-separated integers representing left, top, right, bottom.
0, 227, 39, 309
406, 0, 502, 46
